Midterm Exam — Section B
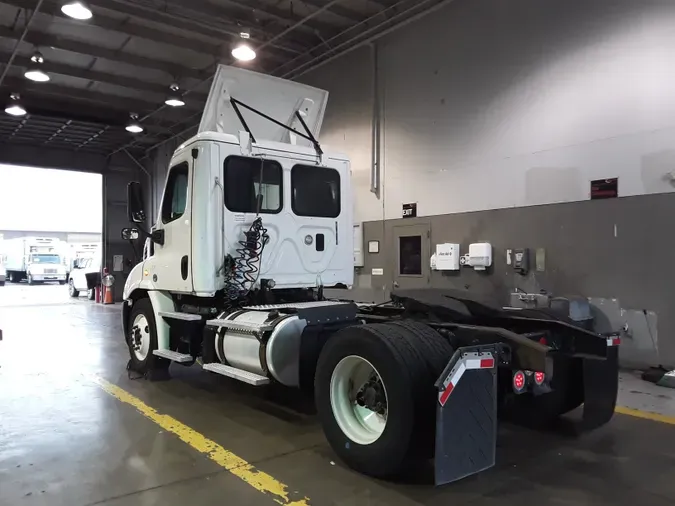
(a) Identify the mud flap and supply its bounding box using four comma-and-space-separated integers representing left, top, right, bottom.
434, 345, 499, 486
580, 343, 619, 431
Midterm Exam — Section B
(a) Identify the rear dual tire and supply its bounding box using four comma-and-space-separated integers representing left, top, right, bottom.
315, 321, 453, 478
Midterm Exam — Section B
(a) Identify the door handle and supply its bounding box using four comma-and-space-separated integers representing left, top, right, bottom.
393, 281, 399, 288
181, 255, 189, 280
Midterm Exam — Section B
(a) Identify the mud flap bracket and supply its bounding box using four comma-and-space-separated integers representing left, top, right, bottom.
434, 345, 501, 486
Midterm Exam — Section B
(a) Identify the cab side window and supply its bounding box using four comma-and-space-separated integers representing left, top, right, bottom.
161, 162, 189, 224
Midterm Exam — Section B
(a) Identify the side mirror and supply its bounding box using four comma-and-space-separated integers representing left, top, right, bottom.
127, 182, 146, 224
121, 228, 140, 241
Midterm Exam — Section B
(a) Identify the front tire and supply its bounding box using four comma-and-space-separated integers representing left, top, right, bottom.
87, 288, 96, 300
68, 279, 79, 297
27, 274, 35, 285
315, 322, 453, 478
127, 298, 169, 375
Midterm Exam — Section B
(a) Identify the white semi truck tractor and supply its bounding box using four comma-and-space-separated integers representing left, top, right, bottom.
5, 237, 67, 285
121, 65, 620, 485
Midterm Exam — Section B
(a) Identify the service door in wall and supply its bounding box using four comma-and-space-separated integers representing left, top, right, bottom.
392, 224, 430, 290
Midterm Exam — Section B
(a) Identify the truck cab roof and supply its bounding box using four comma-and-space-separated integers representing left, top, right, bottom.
175, 131, 349, 163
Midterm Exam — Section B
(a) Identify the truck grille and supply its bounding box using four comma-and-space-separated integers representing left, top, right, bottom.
44, 269, 57, 274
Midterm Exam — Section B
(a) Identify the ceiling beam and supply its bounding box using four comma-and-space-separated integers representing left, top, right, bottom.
296, 0, 367, 23
0, 0, 44, 88
0, 51, 209, 103
0, 25, 210, 81
158, 0, 339, 37
3, 0, 236, 61
0, 76, 177, 116
90, 0, 311, 56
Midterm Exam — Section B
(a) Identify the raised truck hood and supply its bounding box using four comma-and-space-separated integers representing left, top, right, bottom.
199, 64, 329, 147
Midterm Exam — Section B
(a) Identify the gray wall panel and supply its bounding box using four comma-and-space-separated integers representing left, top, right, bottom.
348, 194, 674, 368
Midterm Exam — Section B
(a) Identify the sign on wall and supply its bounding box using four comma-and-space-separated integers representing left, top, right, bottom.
590, 178, 618, 200
402, 202, 417, 218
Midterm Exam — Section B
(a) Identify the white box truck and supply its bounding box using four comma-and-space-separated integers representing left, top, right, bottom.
119, 65, 619, 486
5, 237, 67, 284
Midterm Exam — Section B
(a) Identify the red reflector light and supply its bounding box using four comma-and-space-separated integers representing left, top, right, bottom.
480, 358, 495, 369
513, 370, 526, 391
539, 337, 548, 345
534, 371, 545, 385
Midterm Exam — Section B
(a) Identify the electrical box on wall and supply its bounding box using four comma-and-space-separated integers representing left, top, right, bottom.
513, 248, 529, 275
460, 242, 493, 271
353, 223, 364, 267
435, 243, 460, 271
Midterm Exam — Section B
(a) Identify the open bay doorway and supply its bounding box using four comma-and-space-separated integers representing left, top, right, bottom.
0, 164, 102, 307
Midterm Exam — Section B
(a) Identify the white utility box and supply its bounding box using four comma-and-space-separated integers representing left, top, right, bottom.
353, 223, 364, 267
467, 242, 492, 270
435, 243, 460, 271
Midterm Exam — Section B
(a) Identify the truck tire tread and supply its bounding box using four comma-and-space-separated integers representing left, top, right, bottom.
315, 322, 453, 478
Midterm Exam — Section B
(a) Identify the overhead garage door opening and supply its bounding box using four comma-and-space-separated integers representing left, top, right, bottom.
0, 164, 102, 307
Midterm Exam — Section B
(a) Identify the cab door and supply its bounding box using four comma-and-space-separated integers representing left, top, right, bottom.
145, 154, 193, 293
289, 163, 347, 282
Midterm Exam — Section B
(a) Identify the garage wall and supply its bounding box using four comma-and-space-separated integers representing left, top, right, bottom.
301, 0, 675, 368
302, 0, 675, 221
0, 143, 147, 301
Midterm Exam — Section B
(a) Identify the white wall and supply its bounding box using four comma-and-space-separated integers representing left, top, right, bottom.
299, 47, 379, 223
303, 0, 675, 223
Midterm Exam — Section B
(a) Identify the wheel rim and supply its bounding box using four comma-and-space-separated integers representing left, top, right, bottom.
330, 355, 388, 445
130, 314, 151, 361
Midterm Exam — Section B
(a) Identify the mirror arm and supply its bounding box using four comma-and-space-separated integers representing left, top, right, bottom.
126, 224, 165, 247
151, 229, 165, 246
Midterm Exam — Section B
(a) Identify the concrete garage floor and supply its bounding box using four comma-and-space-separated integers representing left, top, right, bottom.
1, 285, 675, 506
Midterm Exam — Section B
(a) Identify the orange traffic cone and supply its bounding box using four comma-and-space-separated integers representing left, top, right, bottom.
103, 285, 114, 304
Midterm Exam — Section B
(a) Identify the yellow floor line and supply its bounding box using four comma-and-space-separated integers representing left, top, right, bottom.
91, 376, 310, 506
616, 406, 675, 425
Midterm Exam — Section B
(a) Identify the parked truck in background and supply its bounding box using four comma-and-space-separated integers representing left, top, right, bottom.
64, 242, 101, 279
5, 237, 67, 285
67, 244, 101, 299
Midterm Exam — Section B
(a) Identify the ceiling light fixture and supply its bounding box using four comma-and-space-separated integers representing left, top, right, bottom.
24, 52, 50, 82
125, 113, 143, 133
165, 83, 185, 107
61, 1, 93, 20
5, 93, 27, 116
232, 29, 256, 62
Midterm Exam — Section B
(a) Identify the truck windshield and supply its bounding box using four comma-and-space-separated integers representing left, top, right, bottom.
30, 255, 61, 264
